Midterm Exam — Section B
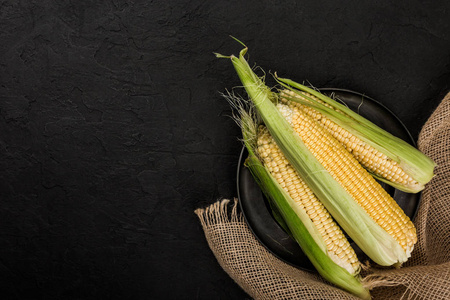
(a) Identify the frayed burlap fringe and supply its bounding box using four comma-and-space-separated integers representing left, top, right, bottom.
195, 199, 360, 299
195, 92, 450, 299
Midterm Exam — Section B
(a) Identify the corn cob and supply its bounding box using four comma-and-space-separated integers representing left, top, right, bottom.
275, 79, 436, 193
217, 42, 416, 266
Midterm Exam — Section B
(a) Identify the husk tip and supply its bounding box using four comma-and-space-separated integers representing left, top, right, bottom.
214, 52, 232, 59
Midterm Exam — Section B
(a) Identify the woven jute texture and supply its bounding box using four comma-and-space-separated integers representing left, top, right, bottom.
195, 92, 450, 299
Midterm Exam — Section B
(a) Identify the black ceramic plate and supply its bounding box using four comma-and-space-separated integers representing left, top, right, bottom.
236, 88, 421, 271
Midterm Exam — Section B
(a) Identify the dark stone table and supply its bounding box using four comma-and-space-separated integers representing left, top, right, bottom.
1, 1, 448, 299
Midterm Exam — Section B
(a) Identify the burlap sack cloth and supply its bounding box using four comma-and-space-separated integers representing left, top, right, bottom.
195, 93, 450, 299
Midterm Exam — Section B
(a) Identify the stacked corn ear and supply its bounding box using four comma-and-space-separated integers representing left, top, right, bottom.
275, 78, 436, 193
217, 43, 426, 298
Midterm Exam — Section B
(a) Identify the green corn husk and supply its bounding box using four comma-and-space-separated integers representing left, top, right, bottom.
275, 76, 436, 193
217, 44, 410, 268
237, 108, 370, 299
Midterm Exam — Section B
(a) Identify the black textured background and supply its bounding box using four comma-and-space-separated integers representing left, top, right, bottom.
0, 1, 449, 299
